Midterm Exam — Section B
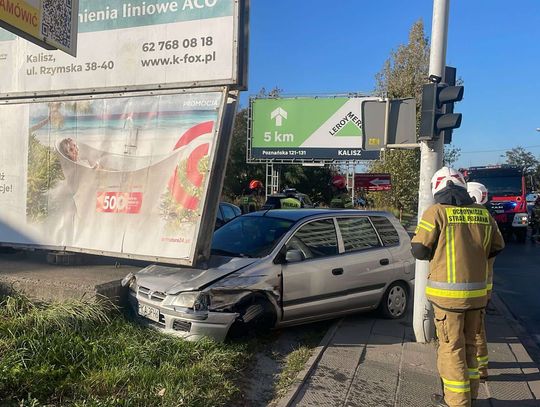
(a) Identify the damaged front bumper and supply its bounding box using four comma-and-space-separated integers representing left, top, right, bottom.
127, 291, 238, 342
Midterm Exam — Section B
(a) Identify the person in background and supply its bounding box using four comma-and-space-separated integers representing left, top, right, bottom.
531, 197, 540, 243
329, 174, 353, 209
241, 179, 264, 213
467, 181, 495, 380
279, 189, 302, 209
411, 167, 505, 407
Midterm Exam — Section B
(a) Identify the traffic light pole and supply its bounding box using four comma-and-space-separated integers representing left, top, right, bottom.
413, 0, 450, 343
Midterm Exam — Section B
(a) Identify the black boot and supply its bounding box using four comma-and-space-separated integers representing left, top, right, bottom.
431, 394, 449, 407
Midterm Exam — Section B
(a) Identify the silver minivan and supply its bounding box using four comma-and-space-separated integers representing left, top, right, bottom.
123, 209, 415, 341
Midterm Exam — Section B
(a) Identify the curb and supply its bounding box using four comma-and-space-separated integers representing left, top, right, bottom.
491, 292, 540, 367
274, 318, 343, 407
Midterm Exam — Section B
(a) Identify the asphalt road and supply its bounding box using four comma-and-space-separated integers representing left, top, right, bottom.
493, 235, 540, 355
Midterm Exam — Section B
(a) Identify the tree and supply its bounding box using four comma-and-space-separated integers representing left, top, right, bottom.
504, 146, 538, 173
368, 20, 429, 212
444, 144, 461, 167
222, 108, 265, 200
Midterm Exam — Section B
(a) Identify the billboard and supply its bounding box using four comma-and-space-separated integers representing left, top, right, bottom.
248, 96, 381, 162
0, 0, 78, 56
0, 88, 234, 265
0, 0, 248, 97
354, 173, 391, 191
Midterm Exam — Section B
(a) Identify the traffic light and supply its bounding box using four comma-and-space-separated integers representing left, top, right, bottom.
442, 66, 457, 144
418, 68, 464, 142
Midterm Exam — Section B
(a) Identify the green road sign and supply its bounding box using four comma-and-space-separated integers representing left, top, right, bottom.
250, 97, 381, 161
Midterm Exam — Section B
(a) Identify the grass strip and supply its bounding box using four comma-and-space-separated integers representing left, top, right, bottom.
0, 294, 246, 407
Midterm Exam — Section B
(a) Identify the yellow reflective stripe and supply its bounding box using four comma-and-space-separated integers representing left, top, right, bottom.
446, 226, 456, 283
487, 283, 493, 291
418, 224, 433, 232
442, 377, 470, 393
451, 226, 456, 283
442, 378, 470, 386
426, 286, 487, 299
446, 227, 452, 283
468, 368, 480, 379
420, 219, 435, 229
477, 356, 489, 367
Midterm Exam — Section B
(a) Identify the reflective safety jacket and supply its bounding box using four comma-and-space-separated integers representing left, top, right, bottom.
412, 203, 505, 311
330, 192, 353, 209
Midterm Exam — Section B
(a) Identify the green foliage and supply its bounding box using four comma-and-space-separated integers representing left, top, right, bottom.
222, 109, 266, 199
443, 144, 462, 167
367, 149, 421, 213
505, 146, 539, 173
223, 108, 334, 204
368, 20, 429, 212
26, 134, 64, 222
0, 294, 246, 407
375, 19, 429, 128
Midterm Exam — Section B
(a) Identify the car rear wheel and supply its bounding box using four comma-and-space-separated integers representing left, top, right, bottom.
379, 282, 408, 319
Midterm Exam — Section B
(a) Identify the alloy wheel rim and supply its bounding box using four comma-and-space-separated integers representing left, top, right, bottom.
388, 286, 406, 317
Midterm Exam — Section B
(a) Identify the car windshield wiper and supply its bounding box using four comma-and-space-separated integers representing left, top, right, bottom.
210, 248, 253, 258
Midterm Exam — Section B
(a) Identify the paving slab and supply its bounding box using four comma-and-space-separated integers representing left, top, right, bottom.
285, 295, 540, 407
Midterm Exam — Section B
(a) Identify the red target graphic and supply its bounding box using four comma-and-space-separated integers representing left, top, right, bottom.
167, 121, 213, 210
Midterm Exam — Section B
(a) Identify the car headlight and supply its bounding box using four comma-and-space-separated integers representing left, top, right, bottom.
121, 273, 138, 292
172, 292, 210, 311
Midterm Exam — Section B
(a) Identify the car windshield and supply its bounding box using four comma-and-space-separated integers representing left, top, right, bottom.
467, 176, 522, 197
211, 215, 294, 258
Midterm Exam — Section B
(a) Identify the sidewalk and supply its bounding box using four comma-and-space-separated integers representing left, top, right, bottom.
279, 293, 540, 407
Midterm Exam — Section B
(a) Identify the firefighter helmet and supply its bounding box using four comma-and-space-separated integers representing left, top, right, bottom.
467, 182, 488, 205
330, 175, 347, 189
431, 167, 467, 196
249, 179, 263, 190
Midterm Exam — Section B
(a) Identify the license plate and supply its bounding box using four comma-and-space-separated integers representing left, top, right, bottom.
138, 304, 160, 322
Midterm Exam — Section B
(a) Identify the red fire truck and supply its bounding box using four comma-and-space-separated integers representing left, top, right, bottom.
463, 165, 529, 242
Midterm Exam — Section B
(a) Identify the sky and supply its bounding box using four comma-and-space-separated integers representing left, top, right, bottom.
243, 0, 540, 169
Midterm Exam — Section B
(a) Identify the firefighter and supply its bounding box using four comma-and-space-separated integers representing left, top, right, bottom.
531, 197, 540, 243
411, 167, 505, 407
467, 181, 493, 380
280, 190, 302, 209
329, 175, 353, 209
241, 180, 263, 213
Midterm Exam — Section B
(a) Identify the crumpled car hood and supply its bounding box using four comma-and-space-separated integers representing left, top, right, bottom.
133, 256, 257, 295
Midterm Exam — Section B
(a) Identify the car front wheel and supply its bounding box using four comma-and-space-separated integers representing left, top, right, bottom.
379, 282, 408, 319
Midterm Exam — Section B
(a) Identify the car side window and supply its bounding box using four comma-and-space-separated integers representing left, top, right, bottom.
337, 217, 381, 252
221, 204, 236, 222
370, 216, 400, 246
216, 205, 224, 222
286, 219, 338, 259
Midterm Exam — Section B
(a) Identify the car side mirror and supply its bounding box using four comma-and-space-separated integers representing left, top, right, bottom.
285, 249, 304, 263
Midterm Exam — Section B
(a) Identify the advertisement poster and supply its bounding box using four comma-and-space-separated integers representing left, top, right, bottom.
249, 97, 381, 162
0, 91, 224, 263
0, 0, 244, 96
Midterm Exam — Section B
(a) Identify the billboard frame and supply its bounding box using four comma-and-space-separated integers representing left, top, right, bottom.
246, 93, 382, 164
0, 86, 238, 266
0, 0, 249, 100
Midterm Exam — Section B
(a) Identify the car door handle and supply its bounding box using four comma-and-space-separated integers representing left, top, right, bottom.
332, 268, 344, 276
380, 258, 390, 266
